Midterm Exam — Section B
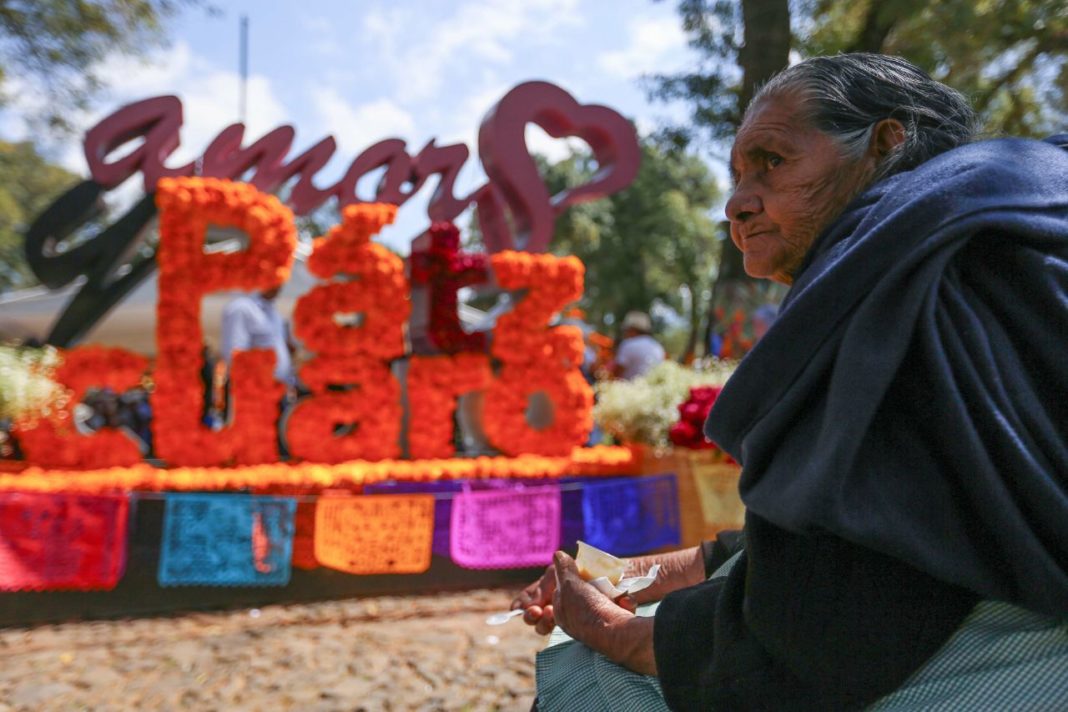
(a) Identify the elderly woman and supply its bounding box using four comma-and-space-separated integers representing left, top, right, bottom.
514, 53, 1068, 710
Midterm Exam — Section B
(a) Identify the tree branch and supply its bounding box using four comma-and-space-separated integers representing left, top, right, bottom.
973, 34, 1065, 114
846, 1, 901, 53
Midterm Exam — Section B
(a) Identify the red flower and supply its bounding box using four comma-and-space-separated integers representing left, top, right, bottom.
668, 421, 700, 447
690, 386, 722, 406
286, 204, 407, 463
669, 386, 725, 450
679, 401, 706, 425
409, 222, 489, 354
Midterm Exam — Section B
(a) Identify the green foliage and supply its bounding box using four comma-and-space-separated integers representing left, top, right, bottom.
648, 0, 790, 146
647, 0, 742, 143
801, 0, 1067, 137
0, 140, 81, 292
0, 0, 200, 132
652, 0, 1067, 142
547, 139, 722, 342
522, 138, 725, 362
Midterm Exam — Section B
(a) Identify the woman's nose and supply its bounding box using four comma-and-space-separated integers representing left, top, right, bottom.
725, 185, 762, 222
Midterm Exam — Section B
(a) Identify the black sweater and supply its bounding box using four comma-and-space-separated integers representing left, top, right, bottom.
653, 515, 977, 711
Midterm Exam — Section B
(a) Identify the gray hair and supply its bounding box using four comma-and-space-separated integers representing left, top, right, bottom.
751, 53, 977, 180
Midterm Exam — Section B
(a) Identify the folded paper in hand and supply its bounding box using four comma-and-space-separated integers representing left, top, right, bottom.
483, 560, 661, 626
586, 563, 660, 599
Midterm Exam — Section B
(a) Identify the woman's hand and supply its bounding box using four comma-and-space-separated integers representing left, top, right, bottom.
552, 551, 657, 676
551, 551, 630, 639
620, 546, 708, 605
510, 545, 707, 636
511, 564, 558, 635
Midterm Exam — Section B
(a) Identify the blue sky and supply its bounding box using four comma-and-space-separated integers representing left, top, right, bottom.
1, 0, 714, 253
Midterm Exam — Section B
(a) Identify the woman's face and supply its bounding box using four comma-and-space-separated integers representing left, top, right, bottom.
725, 94, 874, 284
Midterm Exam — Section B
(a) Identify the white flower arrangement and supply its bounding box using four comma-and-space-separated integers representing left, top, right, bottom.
0, 344, 65, 423
593, 359, 736, 450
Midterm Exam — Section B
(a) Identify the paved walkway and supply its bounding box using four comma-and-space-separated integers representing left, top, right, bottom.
0, 588, 542, 711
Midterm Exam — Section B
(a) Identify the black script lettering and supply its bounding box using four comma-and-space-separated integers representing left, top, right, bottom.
24, 182, 158, 346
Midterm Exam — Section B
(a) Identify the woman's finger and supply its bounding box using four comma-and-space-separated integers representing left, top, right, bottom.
514, 587, 538, 608
513, 565, 556, 610
535, 605, 555, 635
553, 550, 578, 576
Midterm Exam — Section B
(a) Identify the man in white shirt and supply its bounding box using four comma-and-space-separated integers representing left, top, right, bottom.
612, 311, 665, 380
219, 286, 295, 387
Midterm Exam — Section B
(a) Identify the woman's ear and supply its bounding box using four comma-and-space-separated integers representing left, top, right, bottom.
871, 118, 906, 159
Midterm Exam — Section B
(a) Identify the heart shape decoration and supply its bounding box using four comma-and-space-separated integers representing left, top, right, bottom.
477, 81, 640, 253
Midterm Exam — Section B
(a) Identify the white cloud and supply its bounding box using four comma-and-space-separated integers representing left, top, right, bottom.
597, 15, 688, 79
95, 42, 196, 97
525, 124, 586, 163
365, 0, 582, 102
310, 88, 416, 155
300, 15, 334, 35
362, 5, 413, 61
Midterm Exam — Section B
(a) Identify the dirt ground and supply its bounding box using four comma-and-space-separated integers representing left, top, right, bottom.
0, 588, 544, 711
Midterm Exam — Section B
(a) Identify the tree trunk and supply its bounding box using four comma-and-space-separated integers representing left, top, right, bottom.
705, 0, 791, 356
703, 223, 748, 355
846, 1, 900, 53
737, 0, 792, 112
681, 281, 702, 363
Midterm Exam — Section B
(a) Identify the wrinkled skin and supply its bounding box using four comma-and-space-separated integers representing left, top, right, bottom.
510, 548, 710, 675
513, 564, 560, 636
725, 94, 887, 285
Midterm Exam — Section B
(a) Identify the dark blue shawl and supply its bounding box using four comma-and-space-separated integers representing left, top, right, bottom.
705, 135, 1068, 616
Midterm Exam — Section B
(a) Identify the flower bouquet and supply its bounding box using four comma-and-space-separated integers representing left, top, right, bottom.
592, 360, 735, 452
593, 360, 744, 546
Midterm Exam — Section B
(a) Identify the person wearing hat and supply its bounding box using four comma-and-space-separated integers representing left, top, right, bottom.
612, 311, 665, 380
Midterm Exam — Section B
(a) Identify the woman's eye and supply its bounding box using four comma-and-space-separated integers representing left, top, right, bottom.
766, 154, 784, 170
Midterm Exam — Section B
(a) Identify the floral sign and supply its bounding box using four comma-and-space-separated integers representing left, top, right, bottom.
17, 178, 598, 468
15, 81, 642, 471
25, 81, 641, 346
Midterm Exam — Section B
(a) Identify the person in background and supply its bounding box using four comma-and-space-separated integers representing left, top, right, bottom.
559, 308, 599, 384
220, 286, 298, 458
751, 303, 778, 342
612, 311, 665, 380
199, 345, 222, 429
119, 388, 153, 454
81, 388, 149, 456
220, 286, 296, 391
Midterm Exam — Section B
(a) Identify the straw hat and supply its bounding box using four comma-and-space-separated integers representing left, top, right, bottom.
621, 311, 653, 333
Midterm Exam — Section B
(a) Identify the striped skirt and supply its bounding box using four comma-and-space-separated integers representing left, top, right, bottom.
536, 597, 1068, 711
